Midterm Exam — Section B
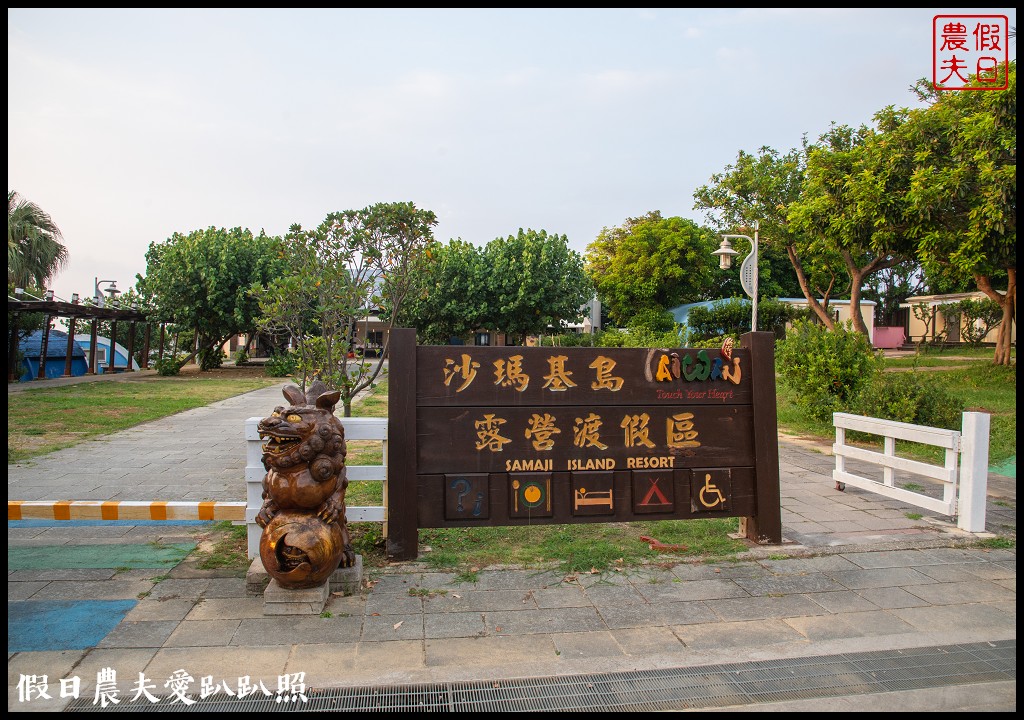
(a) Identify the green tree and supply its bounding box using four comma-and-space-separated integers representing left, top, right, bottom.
693, 147, 845, 329
396, 239, 489, 344
788, 123, 917, 336
483, 229, 593, 342
258, 202, 437, 415
902, 61, 1016, 365
8, 190, 68, 288
136, 226, 285, 370
584, 212, 719, 325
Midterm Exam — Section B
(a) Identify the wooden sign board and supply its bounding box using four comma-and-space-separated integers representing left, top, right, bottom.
386, 329, 781, 560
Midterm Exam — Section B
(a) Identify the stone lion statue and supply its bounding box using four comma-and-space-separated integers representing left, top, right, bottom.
255, 381, 355, 588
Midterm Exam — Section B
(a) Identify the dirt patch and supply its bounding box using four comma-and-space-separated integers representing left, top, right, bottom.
778, 432, 834, 455
174, 363, 283, 381
882, 365, 974, 373
9, 431, 91, 459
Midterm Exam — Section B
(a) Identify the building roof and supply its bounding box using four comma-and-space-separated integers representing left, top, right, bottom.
74, 335, 141, 370
18, 330, 86, 359
899, 291, 992, 308
667, 301, 720, 326
776, 298, 876, 306
668, 297, 877, 327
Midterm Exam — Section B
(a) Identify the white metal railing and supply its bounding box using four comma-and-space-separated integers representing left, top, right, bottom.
245, 416, 387, 558
832, 411, 990, 532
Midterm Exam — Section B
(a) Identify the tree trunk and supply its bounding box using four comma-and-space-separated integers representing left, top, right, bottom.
976, 270, 1016, 366
842, 251, 872, 336
841, 251, 905, 338
787, 244, 835, 329
176, 332, 233, 370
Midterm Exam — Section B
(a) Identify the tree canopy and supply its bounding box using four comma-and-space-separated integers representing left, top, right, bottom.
8, 190, 68, 289
137, 226, 285, 368
787, 122, 916, 335
258, 201, 437, 415
397, 238, 490, 344
396, 229, 592, 344
902, 61, 1016, 365
693, 147, 846, 329
585, 212, 721, 325
483, 228, 593, 341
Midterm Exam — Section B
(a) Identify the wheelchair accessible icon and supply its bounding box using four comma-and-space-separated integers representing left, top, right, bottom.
698, 473, 727, 509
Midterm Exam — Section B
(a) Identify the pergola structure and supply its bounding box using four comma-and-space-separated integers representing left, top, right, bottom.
7, 293, 169, 384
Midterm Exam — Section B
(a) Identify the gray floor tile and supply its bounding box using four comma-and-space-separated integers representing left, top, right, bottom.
485, 606, 606, 635
97, 620, 180, 648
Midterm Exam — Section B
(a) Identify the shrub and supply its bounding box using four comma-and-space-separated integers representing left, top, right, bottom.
596, 326, 683, 349
626, 308, 678, 333
775, 319, 881, 422
538, 333, 596, 347
689, 334, 739, 350
265, 351, 297, 377
594, 328, 628, 347
198, 347, 225, 371
687, 298, 802, 341
760, 299, 810, 337
687, 299, 748, 339
851, 371, 965, 430
234, 348, 249, 366
154, 358, 181, 376
953, 298, 1003, 346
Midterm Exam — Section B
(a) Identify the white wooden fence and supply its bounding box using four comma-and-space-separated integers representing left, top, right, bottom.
832, 411, 990, 532
245, 416, 388, 558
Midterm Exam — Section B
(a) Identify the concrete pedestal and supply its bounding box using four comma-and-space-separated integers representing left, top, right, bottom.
263, 577, 330, 615
247, 555, 364, 603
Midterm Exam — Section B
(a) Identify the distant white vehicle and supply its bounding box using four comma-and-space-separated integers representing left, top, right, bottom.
74, 335, 141, 372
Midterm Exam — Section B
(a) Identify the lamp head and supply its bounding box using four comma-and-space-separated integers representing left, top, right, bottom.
712, 238, 739, 270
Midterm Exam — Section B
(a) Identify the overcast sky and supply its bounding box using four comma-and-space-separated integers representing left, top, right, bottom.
8, 8, 1017, 302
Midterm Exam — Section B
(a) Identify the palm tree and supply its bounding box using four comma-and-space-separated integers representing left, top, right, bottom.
8, 190, 69, 288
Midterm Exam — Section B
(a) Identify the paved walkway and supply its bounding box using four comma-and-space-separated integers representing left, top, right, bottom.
7, 381, 1016, 711
9, 383, 289, 503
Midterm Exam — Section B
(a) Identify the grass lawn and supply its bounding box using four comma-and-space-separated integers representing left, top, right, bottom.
7, 365, 282, 463
882, 345, 1016, 369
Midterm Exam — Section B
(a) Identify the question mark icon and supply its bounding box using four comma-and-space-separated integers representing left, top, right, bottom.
450, 477, 471, 513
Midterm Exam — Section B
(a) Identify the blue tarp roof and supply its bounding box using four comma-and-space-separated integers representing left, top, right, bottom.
668, 300, 741, 326
19, 330, 86, 358
668, 297, 878, 326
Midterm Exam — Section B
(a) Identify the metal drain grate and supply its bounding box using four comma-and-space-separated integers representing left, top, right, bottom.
63, 640, 1015, 712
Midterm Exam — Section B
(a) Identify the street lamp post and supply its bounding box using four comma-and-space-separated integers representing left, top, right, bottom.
93, 279, 121, 375
713, 221, 760, 332
94, 278, 121, 308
